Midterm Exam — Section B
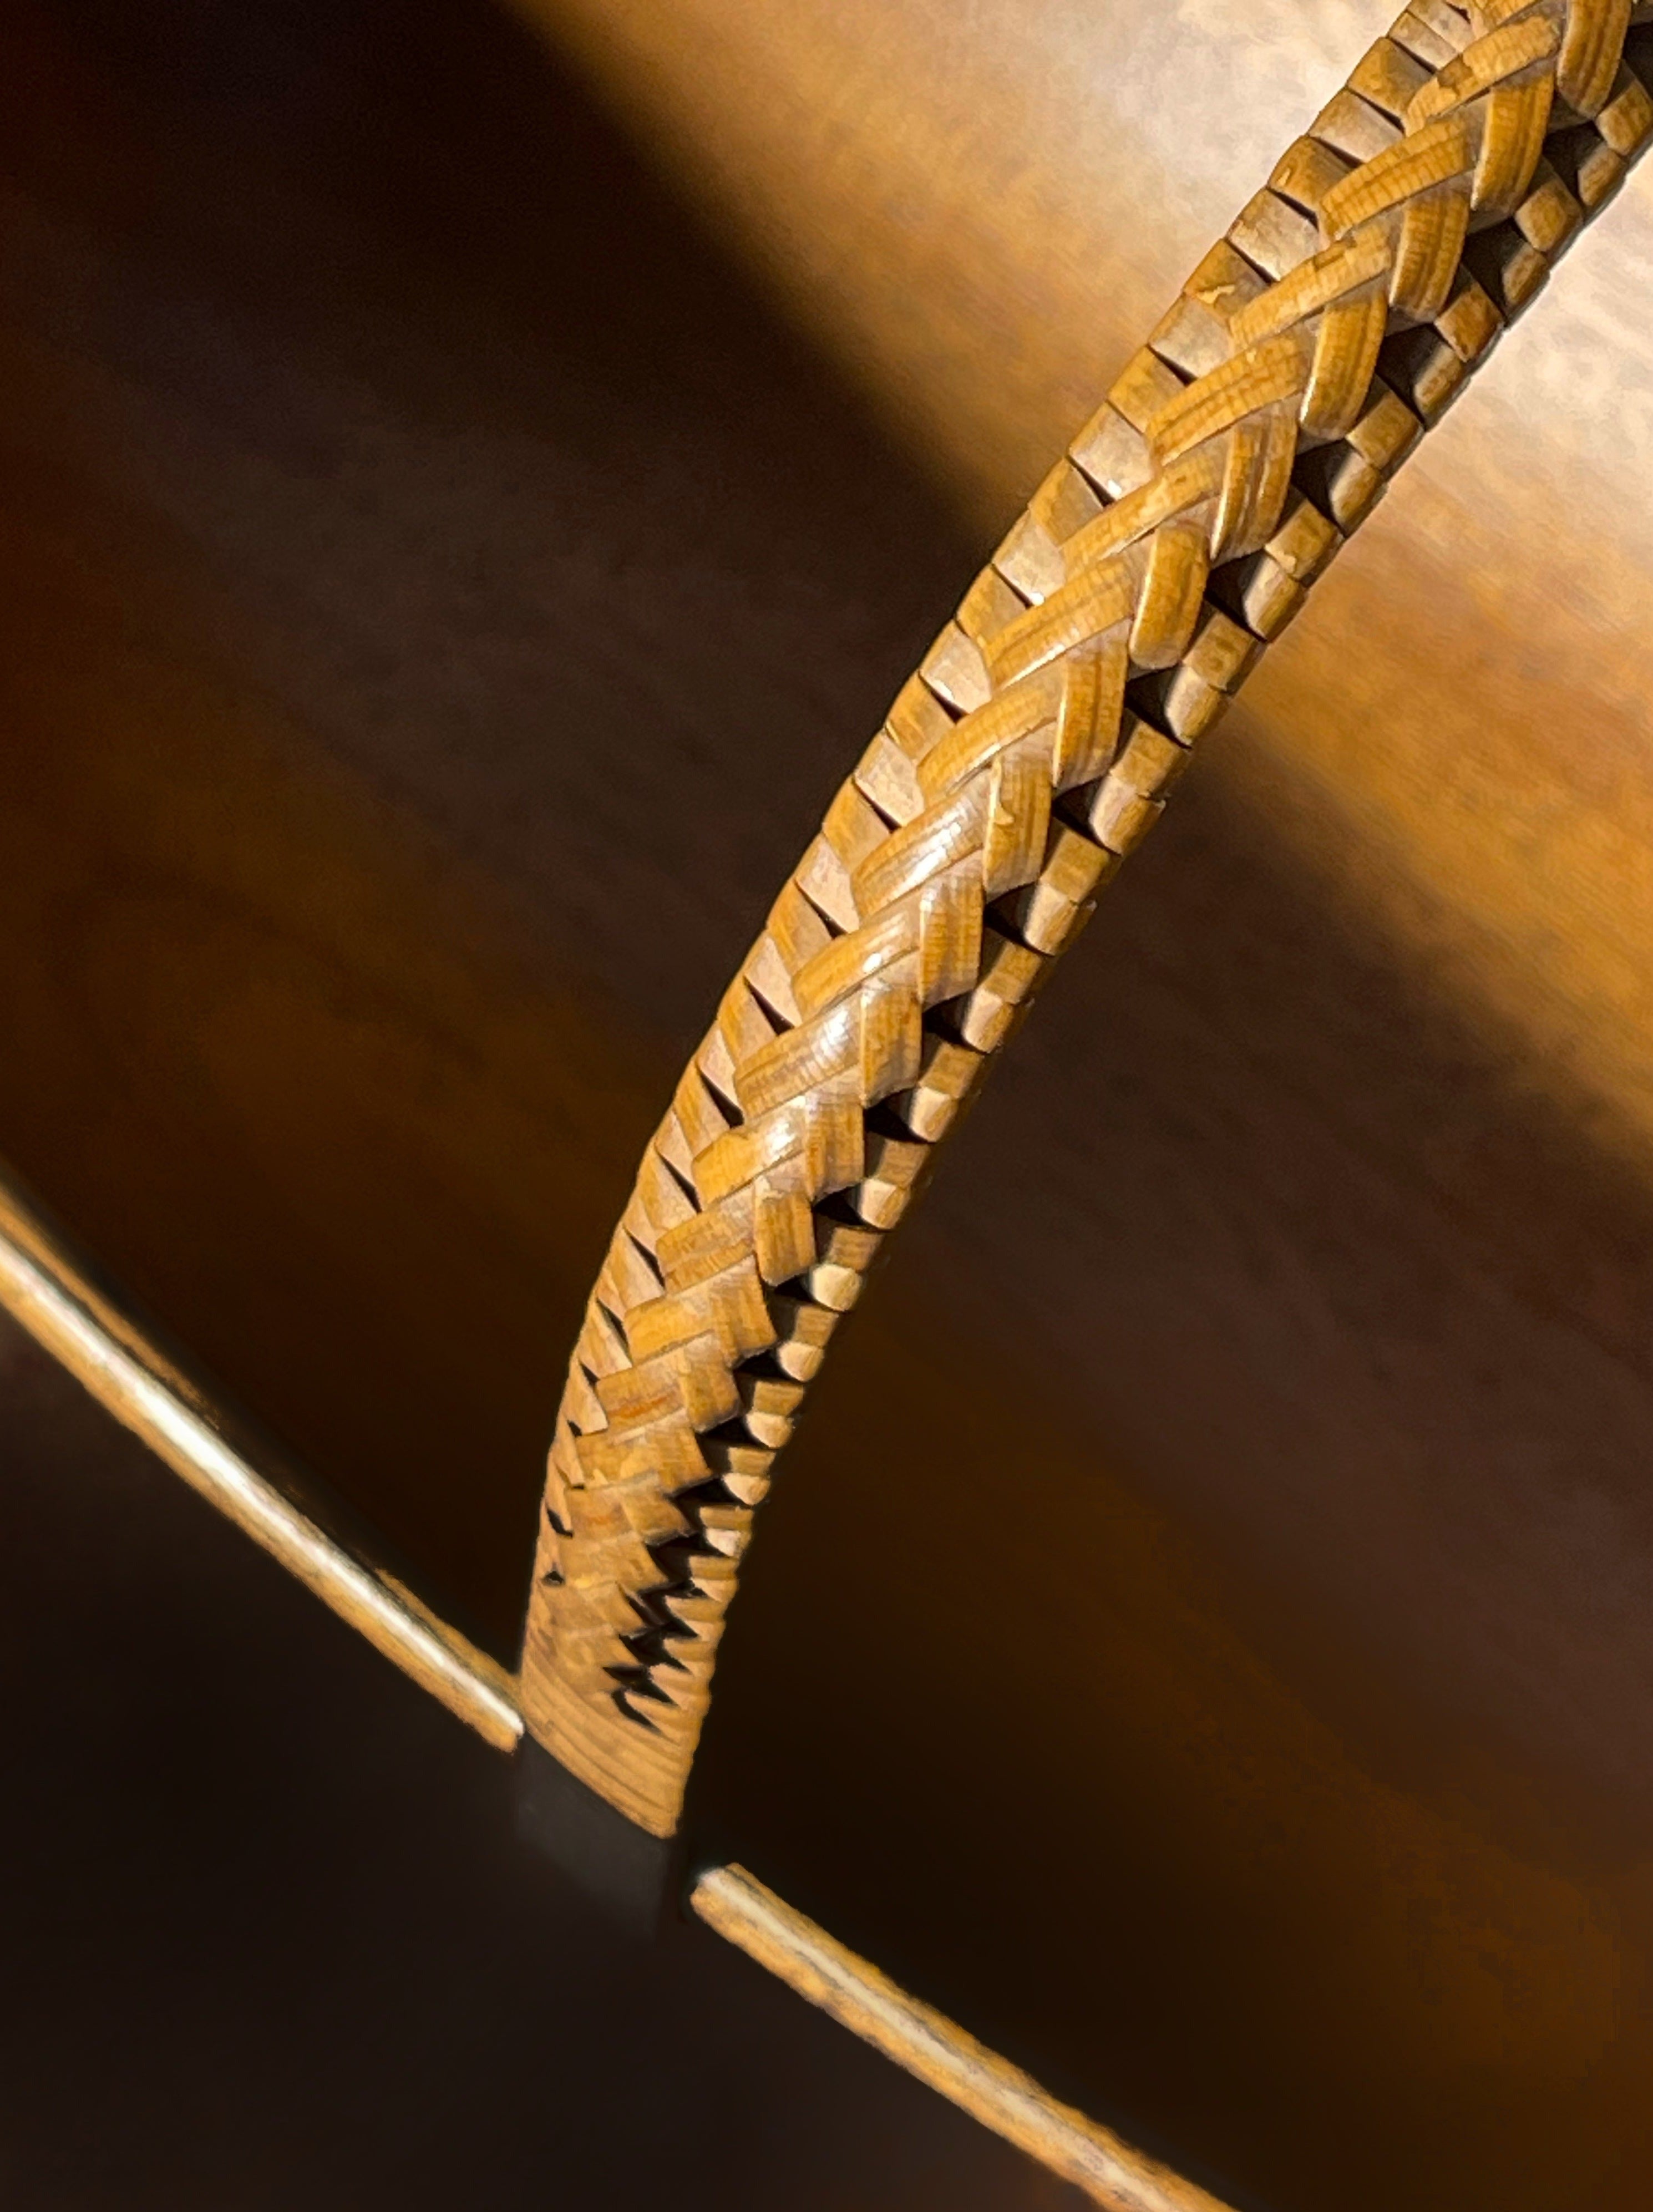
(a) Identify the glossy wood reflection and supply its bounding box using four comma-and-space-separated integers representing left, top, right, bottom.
516, 0, 1653, 1212
0, 0, 968, 1647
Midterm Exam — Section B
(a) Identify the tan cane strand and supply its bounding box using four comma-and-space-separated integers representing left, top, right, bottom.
521, 0, 1653, 1835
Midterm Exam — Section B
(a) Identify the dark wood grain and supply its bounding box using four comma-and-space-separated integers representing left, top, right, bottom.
0, 0, 971, 1650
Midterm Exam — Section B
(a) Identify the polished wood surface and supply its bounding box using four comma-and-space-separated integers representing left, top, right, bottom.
0, 0, 962, 1651
8, 1, 1653, 2205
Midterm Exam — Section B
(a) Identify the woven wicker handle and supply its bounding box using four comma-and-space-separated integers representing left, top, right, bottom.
520, 0, 1653, 1835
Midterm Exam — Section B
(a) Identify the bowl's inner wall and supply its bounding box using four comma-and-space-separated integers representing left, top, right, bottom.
0, 0, 965, 1651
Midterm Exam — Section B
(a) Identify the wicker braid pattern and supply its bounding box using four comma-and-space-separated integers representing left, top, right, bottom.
521, 0, 1653, 1835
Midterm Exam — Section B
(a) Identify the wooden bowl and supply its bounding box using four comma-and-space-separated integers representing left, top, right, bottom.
6, 3, 1651, 2203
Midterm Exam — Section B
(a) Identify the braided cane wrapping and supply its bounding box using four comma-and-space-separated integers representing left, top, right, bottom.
521, 0, 1653, 1834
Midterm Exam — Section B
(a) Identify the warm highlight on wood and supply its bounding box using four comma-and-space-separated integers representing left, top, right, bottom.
694, 1864, 1235, 2211
0, 1169, 523, 1752
522, 0, 1653, 1834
